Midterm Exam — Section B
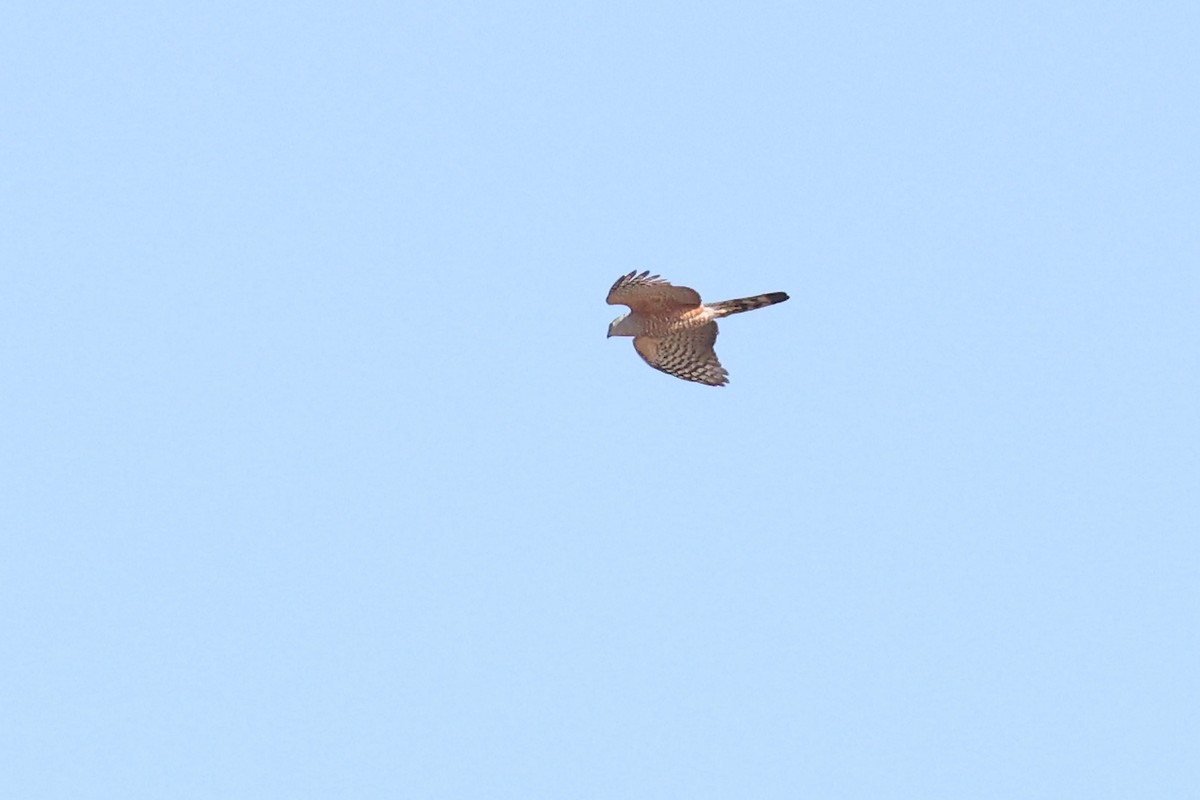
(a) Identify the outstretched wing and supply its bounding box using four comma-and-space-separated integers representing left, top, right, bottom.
606, 270, 702, 312
632, 322, 728, 386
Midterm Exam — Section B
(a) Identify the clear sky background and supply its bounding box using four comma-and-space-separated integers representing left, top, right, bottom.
3, 2, 1197, 797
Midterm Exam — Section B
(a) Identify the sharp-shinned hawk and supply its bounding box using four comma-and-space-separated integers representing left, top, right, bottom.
606, 271, 789, 386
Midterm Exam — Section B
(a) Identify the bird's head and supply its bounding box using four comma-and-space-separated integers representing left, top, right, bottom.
607, 314, 629, 338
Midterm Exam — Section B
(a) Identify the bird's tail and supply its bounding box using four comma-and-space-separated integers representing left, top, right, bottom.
709, 292, 789, 318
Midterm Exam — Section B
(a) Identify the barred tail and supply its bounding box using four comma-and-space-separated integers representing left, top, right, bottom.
710, 291, 789, 318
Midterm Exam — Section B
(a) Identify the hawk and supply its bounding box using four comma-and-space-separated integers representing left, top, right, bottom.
606, 271, 788, 386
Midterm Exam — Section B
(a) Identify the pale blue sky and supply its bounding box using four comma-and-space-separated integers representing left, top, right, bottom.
2, 2, 1197, 797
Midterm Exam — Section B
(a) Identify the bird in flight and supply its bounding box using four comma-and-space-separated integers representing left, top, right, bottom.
606, 271, 788, 386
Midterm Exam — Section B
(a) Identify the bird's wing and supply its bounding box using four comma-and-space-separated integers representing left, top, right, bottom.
632, 323, 728, 386
607, 271, 702, 312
